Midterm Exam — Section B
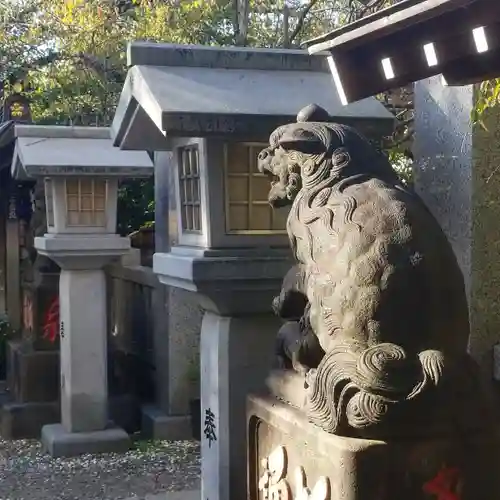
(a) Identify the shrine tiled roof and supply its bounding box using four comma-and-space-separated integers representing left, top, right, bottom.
304, 0, 500, 104
111, 42, 394, 150
0, 121, 15, 172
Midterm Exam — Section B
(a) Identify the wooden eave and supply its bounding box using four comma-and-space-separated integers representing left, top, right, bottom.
305, 0, 500, 103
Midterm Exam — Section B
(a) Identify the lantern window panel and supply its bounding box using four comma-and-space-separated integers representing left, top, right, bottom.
44, 179, 55, 228
65, 179, 108, 228
178, 146, 202, 233
224, 142, 288, 234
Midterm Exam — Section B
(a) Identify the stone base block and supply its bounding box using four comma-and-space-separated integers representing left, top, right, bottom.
248, 395, 500, 500
123, 490, 201, 500
41, 423, 131, 457
7, 341, 59, 403
1, 401, 59, 439
0, 393, 140, 440
109, 393, 141, 434
141, 405, 192, 440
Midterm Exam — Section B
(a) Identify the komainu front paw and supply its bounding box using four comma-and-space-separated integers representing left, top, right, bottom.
304, 369, 317, 390
292, 352, 310, 377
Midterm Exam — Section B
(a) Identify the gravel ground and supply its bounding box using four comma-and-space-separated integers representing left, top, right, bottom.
0, 437, 200, 500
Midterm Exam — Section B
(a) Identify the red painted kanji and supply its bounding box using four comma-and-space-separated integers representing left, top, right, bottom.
423, 466, 462, 500
42, 297, 60, 343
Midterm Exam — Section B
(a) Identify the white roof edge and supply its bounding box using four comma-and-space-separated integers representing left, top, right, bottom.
133, 64, 394, 120
111, 61, 394, 150
15, 124, 112, 140
11, 133, 154, 181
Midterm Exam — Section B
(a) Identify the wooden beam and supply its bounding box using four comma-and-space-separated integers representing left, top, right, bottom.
443, 51, 500, 85
0, 189, 6, 314
323, 6, 500, 102
441, 22, 500, 84
306, 0, 479, 53
307, 0, 500, 103
6, 195, 20, 331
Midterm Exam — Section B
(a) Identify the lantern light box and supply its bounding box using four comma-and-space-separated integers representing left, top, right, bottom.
11, 125, 152, 237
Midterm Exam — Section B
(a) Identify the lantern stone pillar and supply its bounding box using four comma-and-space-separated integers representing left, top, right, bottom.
10, 125, 153, 456
413, 77, 500, 384
154, 248, 290, 500
35, 235, 130, 445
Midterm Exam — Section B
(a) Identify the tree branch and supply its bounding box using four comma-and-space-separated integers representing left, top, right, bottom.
288, 0, 320, 45
235, 0, 249, 46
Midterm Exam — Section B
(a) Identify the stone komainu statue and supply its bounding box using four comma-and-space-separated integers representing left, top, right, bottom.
259, 105, 492, 439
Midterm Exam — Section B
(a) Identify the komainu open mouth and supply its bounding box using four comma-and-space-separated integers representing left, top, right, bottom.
268, 183, 290, 208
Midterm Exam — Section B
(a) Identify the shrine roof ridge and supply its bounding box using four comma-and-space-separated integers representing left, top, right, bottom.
10, 124, 153, 181
14, 124, 112, 140
305, 0, 477, 54
127, 42, 329, 73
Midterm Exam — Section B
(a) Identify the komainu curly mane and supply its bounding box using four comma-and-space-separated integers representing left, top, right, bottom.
259, 105, 491, 438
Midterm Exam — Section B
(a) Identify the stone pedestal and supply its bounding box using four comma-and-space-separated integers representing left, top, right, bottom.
201, 312, 280, 500
141, 286, 203, 441
0, 264, 61, 439
138, 151, 202, 441
414, 77, 500, 382
36, 235, 131, 457
248, 394, 500, 500
154, 246, 291, 500
59, 269, 107, 432
2, 341, 59, 439
6, 341, 59, 404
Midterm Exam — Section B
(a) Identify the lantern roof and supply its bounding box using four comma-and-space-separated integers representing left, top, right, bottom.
11, 124, 153, 181
304, 0, 500, 104
0, 121, 15, 172
111, 42, 394, 151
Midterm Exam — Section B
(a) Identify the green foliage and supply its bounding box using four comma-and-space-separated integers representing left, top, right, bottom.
389, 151, 413, 186
0, 0, 232, 232
5, 0, 496, 226
117, 178, 155, 236
0, 313, 15, 378
473, 79, 500, 126
0, 313, 14, 338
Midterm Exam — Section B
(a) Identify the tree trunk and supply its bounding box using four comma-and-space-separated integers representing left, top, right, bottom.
235, 0, 249, 46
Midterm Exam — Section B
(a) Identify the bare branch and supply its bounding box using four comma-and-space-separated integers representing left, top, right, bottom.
288, 0, 321, 45
388, 127, 414, 149
235, 0, 249, 46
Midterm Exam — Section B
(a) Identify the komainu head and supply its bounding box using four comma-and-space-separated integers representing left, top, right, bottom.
258, 106, 401, 208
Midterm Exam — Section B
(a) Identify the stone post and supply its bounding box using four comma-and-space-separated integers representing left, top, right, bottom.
154, 247, 290, 500
139, 151, 203, 440
59, 268, 107, 432
414, 77, 500, 381
36, 235, 132, 456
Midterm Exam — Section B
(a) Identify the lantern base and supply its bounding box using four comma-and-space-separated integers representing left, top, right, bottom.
1, 401, 59, 440
41, 423, 130, 458
34, 234, 130, 270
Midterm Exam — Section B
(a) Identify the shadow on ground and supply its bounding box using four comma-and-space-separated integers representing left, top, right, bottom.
0, 437, 200, 500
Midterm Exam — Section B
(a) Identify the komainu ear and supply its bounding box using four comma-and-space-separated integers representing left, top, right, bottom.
277, 125, 326, 155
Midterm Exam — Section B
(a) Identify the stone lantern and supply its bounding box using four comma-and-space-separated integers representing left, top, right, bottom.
11, 125, 153, 456
111, 42, 394, 500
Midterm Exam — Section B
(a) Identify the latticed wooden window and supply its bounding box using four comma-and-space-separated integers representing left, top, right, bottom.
65, 179, 107, 227
178, 146, 202, 233
44, 179, 54, 228
224, 142, 287, 233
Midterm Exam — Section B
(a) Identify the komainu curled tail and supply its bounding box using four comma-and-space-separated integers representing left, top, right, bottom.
307, 342, 445, 437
